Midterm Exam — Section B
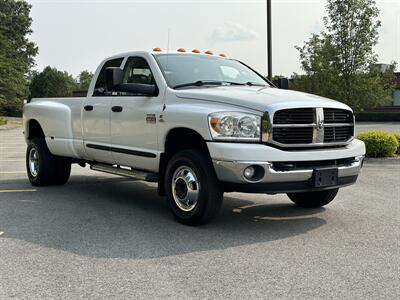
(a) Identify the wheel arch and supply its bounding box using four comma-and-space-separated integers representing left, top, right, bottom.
158, 127, 212, 196
26, 119, 45, 140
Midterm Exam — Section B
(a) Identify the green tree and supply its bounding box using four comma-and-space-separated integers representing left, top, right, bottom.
292, 0, 396, 111
0, 0, 38, 116
76, 70, 94, 90
29, 66, 76, 98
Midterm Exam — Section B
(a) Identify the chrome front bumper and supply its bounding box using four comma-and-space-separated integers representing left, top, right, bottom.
212, 156, 364, 184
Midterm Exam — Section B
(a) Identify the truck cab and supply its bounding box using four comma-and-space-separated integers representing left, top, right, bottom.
23, 49, 365, 225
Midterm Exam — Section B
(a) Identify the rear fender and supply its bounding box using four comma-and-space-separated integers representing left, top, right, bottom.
24, 101, 79, 158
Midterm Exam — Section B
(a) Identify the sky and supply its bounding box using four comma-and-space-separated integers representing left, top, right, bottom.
27, 0, 400, 77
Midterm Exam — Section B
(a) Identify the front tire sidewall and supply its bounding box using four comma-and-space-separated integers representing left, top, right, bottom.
165, 150, 223, 225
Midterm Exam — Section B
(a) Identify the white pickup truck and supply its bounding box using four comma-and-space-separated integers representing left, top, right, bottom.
23, 49, 365, 225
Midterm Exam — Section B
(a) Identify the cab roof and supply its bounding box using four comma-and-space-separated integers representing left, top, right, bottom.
104, 49, 229, 61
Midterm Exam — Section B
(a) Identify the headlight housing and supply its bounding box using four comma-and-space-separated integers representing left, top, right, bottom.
208, 112, 261, 141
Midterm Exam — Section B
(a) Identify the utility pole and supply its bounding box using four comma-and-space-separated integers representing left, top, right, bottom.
266, 0, 272, 81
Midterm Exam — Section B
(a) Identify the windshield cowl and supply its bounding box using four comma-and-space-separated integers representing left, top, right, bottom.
173, 80, 267, 89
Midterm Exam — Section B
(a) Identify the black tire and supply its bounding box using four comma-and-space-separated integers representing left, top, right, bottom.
287, 188, 339, 208
164, 149, 223, 225
26, 137, 71, 186
53, 157, 71, 185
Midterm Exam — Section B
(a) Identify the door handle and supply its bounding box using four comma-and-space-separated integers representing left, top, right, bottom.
111, 106, 123, 112
84, 105, 93, 111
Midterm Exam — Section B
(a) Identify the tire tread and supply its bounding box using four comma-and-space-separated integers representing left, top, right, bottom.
287, 188, 339, 208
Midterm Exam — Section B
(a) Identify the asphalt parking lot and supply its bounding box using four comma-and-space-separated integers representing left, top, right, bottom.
0, 123, 399, 299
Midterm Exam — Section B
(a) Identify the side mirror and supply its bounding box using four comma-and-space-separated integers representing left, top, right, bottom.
106, 67, 124, 90
116, 83, 158, 97
273, 78, 289, 90
105, 67, 158, 96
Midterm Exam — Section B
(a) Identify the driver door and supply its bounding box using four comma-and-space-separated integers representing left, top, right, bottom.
110, 56, 163, 172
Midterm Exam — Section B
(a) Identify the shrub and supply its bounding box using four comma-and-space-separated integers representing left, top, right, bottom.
393, 133, 400, 154
0, 117, 7, 126
355, 112, 400, 122
357, 130, 399, 157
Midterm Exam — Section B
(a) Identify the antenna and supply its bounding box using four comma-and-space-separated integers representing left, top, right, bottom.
167, 27, 171, 54
161, 28, 171, 100
165, 28, 171, 77
266, 0, 272, 80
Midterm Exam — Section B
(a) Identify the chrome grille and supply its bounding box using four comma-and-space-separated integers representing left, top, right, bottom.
324, 126, 354, 142
273, 108, 313, 124
266, 108, 354, 148
273, 127, 313, 144
324, 108, 353, 124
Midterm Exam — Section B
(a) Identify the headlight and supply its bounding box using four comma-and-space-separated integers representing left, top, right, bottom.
208, 112, 261, 141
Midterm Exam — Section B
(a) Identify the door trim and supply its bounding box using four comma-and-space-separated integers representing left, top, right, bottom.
86, 144, 156, 158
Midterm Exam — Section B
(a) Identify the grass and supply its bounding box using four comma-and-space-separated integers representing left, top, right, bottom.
0, 117, 8, 126
0, 116, 22, 128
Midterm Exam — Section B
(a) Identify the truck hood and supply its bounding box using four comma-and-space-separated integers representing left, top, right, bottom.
175, 86, 351, 112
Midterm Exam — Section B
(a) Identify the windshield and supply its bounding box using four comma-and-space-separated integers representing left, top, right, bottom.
154, 54, 269, 88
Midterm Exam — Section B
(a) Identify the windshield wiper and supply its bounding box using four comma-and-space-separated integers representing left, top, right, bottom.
173, 80, 250, 89
245, 82, 267, 87
173, 80, 266, 89
173, 80, 224, 89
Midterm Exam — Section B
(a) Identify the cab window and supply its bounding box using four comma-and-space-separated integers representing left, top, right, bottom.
93, 57, 124, 95
123, 57, 155, 85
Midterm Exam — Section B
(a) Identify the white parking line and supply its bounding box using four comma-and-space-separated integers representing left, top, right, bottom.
0, 171, 27, 174
0, 152, 26, 154
0, 160, 25, 162
0, 189, 36, 193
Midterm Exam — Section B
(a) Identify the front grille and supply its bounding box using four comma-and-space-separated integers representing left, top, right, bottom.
272, 157, 357, 171
273, 108, 313, 124
324, 126, 353, 142
268, 108, 354, 148
273, 127, 313, 144
324, 108, 353, 124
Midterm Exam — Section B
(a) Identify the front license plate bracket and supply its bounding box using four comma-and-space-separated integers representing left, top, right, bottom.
312, 168, 338, 187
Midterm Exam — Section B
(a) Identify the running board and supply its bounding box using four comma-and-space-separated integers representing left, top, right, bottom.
90, 163, 158, 182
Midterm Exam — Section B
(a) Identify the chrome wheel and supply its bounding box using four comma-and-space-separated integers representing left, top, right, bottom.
28, 147, 39, 177
172, 166, 200, 212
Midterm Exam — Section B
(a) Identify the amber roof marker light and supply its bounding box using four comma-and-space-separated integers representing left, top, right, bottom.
219, 53, 227, 57
192, 49, 201, 53
153, 47, 162, 52
205, 50, 214, 55
177, 48, 186, 52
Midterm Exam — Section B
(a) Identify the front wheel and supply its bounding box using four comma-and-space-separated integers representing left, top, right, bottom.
287, 188, 339, 208
165, 149, 223, 226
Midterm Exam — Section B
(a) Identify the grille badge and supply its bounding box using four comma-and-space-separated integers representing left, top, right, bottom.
313, 108, 325, 143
